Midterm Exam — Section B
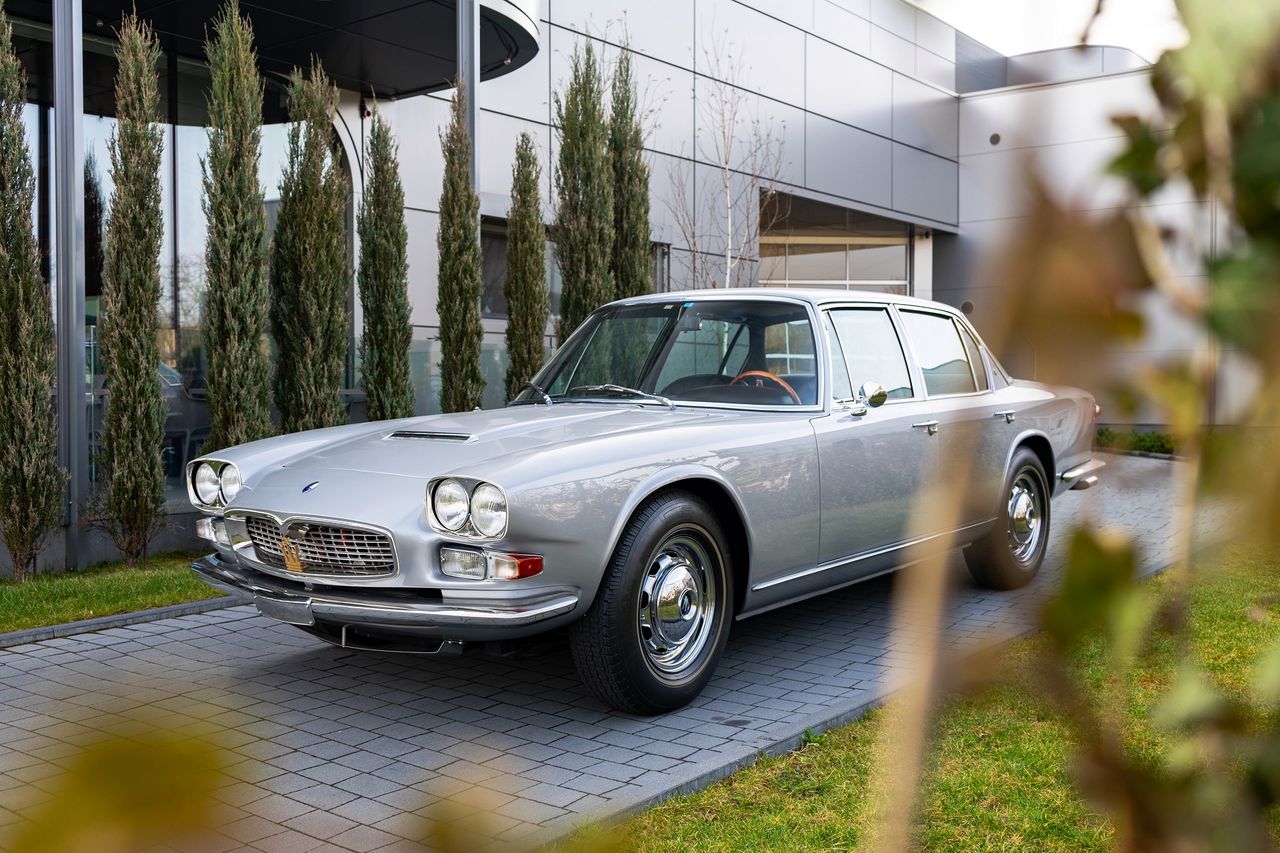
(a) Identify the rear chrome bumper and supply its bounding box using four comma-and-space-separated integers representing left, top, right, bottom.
1060, 458, 1106, 491
192, 553, 580, 639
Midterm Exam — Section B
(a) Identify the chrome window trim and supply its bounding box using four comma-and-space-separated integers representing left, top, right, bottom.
892, 306, 997, 402
225, 509, 400, 582
531, 294, 828, 414
823, 304, 919, 404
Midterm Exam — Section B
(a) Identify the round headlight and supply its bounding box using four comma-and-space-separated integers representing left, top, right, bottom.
219, 464, 243, 502
433, 479, 470, 531
194, 462, 222, 505
470, 483, 507, 538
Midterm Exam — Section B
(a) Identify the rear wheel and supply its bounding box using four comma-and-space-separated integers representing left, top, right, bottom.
964, 448, 1050, 590
570, 491, 733, 714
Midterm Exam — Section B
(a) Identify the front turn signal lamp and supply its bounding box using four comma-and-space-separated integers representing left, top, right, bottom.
440, 547, 542, 581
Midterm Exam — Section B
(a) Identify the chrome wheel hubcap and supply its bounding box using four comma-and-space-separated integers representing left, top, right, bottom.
1007, 472, 1044, 564
638, 528, 718, 678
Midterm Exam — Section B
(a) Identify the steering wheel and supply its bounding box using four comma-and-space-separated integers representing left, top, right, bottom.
730, 370, 801, 404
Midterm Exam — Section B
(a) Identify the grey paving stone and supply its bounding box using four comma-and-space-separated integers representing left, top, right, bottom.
0, 457, 1209, 849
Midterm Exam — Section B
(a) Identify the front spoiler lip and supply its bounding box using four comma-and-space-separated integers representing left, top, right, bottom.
191, 553, 579, 629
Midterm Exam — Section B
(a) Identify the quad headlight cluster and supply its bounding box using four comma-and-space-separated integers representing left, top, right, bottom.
190, 460, 243, 508
429, 478, 508, 538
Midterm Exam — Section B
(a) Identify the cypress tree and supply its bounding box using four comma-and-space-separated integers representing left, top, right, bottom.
270, 59, 349, 433
0, 7, 63, 581
609, 48, 652, 300
553, 41, 614, 344
357, 108, 413, 421
436, 81, 484, 413
504, 133, 547, 401
202, 0, 272, 449
99, 13, 166, 566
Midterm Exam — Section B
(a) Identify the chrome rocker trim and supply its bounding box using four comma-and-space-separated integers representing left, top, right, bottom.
192, 553, 579, 632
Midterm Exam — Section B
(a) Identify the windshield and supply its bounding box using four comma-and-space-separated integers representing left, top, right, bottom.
514, 299, 818, 407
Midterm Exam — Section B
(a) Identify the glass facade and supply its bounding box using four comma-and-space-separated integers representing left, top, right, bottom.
14, 19, 328, 507
760, 192, 912, 294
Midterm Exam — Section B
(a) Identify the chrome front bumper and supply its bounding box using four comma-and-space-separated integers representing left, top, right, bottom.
192, 553, 580, 642
1060, 458, 1106, 491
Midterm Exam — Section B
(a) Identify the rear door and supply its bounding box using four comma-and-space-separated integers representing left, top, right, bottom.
811, 306, 939, 566
896, 309, 1007, 525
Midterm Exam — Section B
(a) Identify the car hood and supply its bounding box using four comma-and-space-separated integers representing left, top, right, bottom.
279, 404, 718, 479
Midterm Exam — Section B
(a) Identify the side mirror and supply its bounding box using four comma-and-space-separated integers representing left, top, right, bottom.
847, 381, 888, 416
859, 382, 888, 408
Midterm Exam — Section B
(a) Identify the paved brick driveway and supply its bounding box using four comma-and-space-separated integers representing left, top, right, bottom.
0, 455, 1209, 851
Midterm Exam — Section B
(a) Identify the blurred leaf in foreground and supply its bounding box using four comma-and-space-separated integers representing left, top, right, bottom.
6, 722, 223, 853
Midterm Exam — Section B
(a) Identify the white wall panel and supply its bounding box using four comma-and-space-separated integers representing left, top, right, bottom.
825, 0, 870, 19
915, 11, 955, 61
475, 111, 551, 212
805, 113, 892, 207
694, 76, 805, 188
915, 47, 956, 91
814, 1, 871, 56
647, 151, 693, 248
869, 25, 915, 75
549, 0, 694, 68
892, 144, 957, 223
405, 209, 441, 328
868, 0, 915, 40
805, 36, 892, 136
739, 0, 814, 30
959, 72, 1159, 156
959, 137, 1130, 222
479, 31, 551, 124
391, 94, 451, 211
696, 0, 805, 105
892, 73, 958, 157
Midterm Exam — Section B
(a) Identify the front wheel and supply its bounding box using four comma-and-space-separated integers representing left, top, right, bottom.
570, 491, 733, 714
964, 448, 1050, 590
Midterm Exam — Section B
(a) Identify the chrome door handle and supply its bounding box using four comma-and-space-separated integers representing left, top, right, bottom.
912, 420, 940, 436
994, 410, 1016, 424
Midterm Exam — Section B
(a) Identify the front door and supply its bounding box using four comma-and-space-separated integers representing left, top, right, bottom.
813, 307, 939, 566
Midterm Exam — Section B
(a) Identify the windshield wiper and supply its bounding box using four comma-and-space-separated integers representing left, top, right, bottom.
512, 381, 553, 406
567, 384, 677, 411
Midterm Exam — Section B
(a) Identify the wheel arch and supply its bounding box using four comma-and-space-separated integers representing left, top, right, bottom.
1012, 431, 1056, 485
603, 469, 753, 618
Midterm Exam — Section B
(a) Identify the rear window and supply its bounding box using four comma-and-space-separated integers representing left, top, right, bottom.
899, 311, 978, 396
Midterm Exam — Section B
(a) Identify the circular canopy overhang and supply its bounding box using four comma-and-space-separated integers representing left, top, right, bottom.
9, 0, 540, 122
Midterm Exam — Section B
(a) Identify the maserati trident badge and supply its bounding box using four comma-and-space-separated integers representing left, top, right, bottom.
279, 537, 305, 573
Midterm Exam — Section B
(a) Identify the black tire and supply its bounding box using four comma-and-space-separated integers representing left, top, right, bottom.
964, 447, 1051, 590
570, 490, 734, 714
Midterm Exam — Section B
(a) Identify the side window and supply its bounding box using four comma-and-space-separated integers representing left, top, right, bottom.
828, 308, 914, 400
823, 314, 853, 401
900, 311, 978, 396
959, 325, 990, 392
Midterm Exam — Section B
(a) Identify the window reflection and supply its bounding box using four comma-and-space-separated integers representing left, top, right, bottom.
17, 21, 330, 508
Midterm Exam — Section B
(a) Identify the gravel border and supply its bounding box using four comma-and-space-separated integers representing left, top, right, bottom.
0, 593, 248, 650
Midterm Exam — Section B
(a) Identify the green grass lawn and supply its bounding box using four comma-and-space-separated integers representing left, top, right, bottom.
558, 550, 1280, 852
0, 552, 221, 635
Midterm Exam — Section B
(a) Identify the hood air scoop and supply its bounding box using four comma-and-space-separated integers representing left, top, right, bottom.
387, 430, 474, 442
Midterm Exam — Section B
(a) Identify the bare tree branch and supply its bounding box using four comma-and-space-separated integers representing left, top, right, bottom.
665, 32, 787, 289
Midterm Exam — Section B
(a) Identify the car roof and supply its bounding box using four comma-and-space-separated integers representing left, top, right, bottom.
606, 287, 962, 315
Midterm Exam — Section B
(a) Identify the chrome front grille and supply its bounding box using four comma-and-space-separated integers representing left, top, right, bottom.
243, 514, 395, 577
